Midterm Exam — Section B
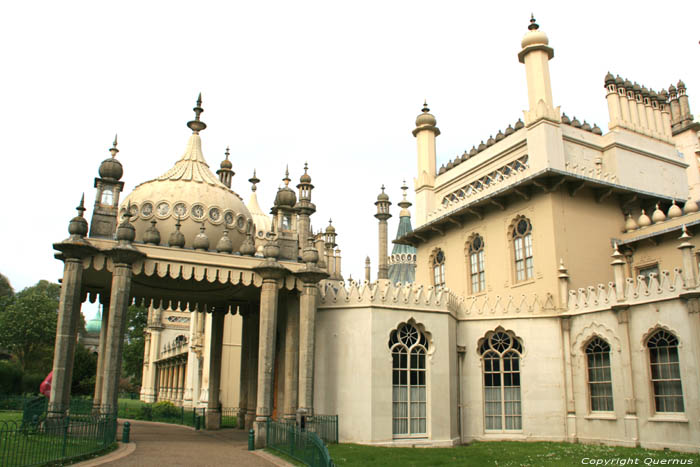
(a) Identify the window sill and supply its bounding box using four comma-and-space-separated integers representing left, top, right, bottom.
510, 279, 536, 289
648, 414, 689, 423
469, 291, 488, 298
584, 413, 617, 421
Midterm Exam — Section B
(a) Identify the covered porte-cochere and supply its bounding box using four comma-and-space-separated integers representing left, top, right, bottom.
50, 205, 327, 447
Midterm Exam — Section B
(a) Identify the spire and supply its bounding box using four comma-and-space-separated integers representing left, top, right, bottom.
398, 180, 412, 216
109, 134, 119, 158
187, 93, 207, 134
249, 169, 260, 192
283, 165, 291, 187
528, 13, 539, 31
77, 193, 86, 217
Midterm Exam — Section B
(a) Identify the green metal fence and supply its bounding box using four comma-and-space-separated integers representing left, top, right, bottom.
0, 415, 117, 467
221, 408, 238, 428
266, 419, 334, 467
279, 415, 338, 444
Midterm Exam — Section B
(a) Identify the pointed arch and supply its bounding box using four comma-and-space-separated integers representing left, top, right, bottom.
465, 233, 486, 294
429, 247, 446, 289
508, 215, 533, 282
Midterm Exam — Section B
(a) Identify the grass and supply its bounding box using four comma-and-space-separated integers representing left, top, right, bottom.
326, 441, 700, 467
264, 448, 306, 466
0, 411, 22, 423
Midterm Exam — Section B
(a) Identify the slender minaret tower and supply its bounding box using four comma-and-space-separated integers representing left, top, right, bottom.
296, 163, 316, 254
518, 15, 558, 125
388, 181, 417, 284
671, 82, 700, 200
324, 220, 338, 278
365, 256, 371, 283
375, 185, 392, 280
412, 101, 439, 227
89, 135, 125, 238
216, 146, 235, 188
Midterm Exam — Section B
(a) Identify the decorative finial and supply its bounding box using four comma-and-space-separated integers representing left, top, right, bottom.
304, 162, 308, 173
422, 100, 429, 113
187, 93, 207, 134
225, 146, 230, 160
329, 218, 333, 226
249, 169, 260, 192
109, 134, 119, 157
283, 165, 291, 187
401, 180, 408, 199
77, 193, 86, 217
381, 184, 386, 193
528, 14, 539, 31
680, 224, 692, 239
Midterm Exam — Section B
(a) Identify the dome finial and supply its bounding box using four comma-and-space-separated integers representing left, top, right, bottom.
77, 193, 86, 217
528, 13, 539, 31
422, 100, 429, 113
187, 93, 207, 134
109, 134, 119, 158
283, 165, 291, 187
249, 169, 260, 192
225, 146, 230, 160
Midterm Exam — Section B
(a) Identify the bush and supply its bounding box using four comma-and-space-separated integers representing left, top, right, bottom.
21, 373, 45, 394
139, 405, 153, 420
0, 360, 23, 394
152, 401, 180, 419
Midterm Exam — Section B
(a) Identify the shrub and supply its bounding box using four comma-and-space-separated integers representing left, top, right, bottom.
152, 401, 180, 419
0, 360, 23, 394
21, 373, 45, 394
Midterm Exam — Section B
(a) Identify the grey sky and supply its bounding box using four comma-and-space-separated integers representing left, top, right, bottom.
1, 1, 697, 319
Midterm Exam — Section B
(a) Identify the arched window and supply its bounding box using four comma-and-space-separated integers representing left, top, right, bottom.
511, 217, 533, 282
647, 330, 684, 413
479, 329, 523, 431
585, 337, 613, 412
432, 249, 446, 289
389, 323, 428, 437
468, 234, 485, 294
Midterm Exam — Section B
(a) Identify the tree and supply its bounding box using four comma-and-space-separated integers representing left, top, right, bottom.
0, 280, 60, 372
72, 343, 98, 395
122, 305, 148, 387
0, 273, 13, 299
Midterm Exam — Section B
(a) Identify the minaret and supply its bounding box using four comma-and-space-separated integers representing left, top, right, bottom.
518, 15, 557, 124
271, 167, 299, 260
89, 135, 125, 238
412, 101, 439, 227
388, 181, 417, 284
296, 163, 316, 254
604, 72, 621, 129
365, 256, 371, 282
246, 170, 272, 255
670, 82, 700, 200
216, 146, 235, 188
374, 185, 392, 280
323, 220, 338, 278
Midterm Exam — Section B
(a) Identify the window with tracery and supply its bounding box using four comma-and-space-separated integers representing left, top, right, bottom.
585, 337, 613, 412
479, 330, 523, 431
468, 235, 485, 294
389, 323, 428, 437
647, 330, 684, 413
432, 249, 445, 289
511, 217, 533, 281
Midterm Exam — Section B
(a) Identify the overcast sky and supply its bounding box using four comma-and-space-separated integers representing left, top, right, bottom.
1, 1, 697, 320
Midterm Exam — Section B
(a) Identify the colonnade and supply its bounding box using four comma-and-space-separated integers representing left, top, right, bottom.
154, 356, 188, 404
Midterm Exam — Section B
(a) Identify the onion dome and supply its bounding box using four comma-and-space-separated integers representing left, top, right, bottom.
469, 146, 478, 157
143, 219, 161, 245
302, 243, 319, 265
300, 163, 312, 183
168, 217, 185, 248
677, 80, 686, 91
668, 84, 677, 96
376, 185, 390, 202
193, 224, 210, 251
99, 135, 124, 181
263, 238, 281, 260
658, 89, 668, 102
460, 150, 468, 162
651, 203, 666, 223
684, 197, 699, 214
216, 229, 233, 253
446, 160, 454, 170
116, 214, 136, 243
561, 113, 570, 124
274, 167, 297, 208
632, 82, 641, 93
625, 213, 638, 232
649, 89, 658, 100
615, 75, 623, 86
85, 311, 101, 334
495, 130, 505, 141
638, 209, 651, 227
592, 124, 603, 135
486, 135, 495, 146
68, 194, 89, 238
246, 170, 272, 242
571, 117, 581, 128
668, 200, 682, 218
604, 72, 615, 86
581, 121, 591, 132
438, 165, 446, 174
220, 147, 233, 169
477, 141, 487, 151
514, 119, 525, 130
325, 219, 336, 234
641, 86, 649, 97
623, 79, 632, 90
504, 124, 515, 136
120, 95, 252, 252
415, 101, 437, 127
521, 14, 549, 49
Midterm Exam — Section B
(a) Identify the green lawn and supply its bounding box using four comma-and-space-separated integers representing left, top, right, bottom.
326, 441, 700, 467
0, 411, 22, 424
117, 398, 147, 410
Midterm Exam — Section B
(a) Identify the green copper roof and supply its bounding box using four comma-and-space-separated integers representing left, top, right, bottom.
85, 310, 102, 334
388, 214, 416, 283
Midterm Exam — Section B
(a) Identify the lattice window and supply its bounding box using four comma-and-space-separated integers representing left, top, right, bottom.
468, 234, 485, 294
432, 249, 446, 289
389, 323, 428, 437
479, 330, 523, 431
585, 337, 614, 412
511, 217, 533, 282
647, 330, 684, 413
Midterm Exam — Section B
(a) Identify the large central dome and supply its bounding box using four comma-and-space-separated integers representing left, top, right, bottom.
120, 100, 252, 252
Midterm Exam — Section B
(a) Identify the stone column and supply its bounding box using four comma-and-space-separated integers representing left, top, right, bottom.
283, 297, 300, 420
253, 255, 286, 448
183, 311, 199, 407
205, 310, 225, 429
100, 230, 145, 414
237, 308, 251, 428
142, 310, 163, 403
678, 227, 698, 289
245, 308, 259, 430
49, 204, 98, 417
178, 359, 186, 403
139, 331, 151, 401
614, 306, 640, 446
375, 187, 392, 280
199, 313, 212, 407
167, 362, 174, 401
295, 261, 328, 424
92, 301, 110, 413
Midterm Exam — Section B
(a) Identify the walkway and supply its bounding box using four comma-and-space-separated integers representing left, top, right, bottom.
96, 420, 284, 467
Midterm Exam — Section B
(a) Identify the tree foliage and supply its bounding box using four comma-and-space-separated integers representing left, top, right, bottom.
0, 280, 60, 372
72, 343, 98, 395
122, 305, 148, 387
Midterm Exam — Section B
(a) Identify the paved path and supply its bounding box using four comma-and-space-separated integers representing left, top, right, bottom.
98, 420, 284, 467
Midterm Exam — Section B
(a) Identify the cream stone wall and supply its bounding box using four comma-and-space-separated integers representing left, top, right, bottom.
219, 313, 242, 408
